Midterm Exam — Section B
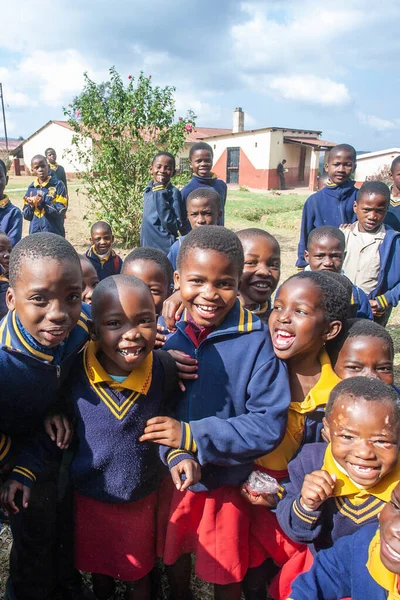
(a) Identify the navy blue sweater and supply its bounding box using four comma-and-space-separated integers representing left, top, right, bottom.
0, 272, 8, 320
161, 300, 290, 491
297, 181, 358, 268
85, 246, 123, 281
181, 174, 227, 226
276, 442, 399, 553
140, 181, 187, 253
0, 196, 22, 248
48, 163, 68, 194
23, 175, 68, 236
69, 344, 174, 503
0, 307, 90, 487
351, 284, 373, 319
289, 524, 396, 600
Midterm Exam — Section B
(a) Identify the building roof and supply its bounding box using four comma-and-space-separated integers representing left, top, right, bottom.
200, 126, 322, 140
0, 139, 23, 152
185, 127, 232, 142
356, 148, 400, 161
284, 136, 336, 150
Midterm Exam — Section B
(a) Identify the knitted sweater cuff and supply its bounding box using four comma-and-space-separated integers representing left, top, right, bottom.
376, 295, 389, 311
291, 497, 320, 530
0, 434, 12, 467
167, 449, 197, 469
11, 466, 36, 488
180, 421, 197, 453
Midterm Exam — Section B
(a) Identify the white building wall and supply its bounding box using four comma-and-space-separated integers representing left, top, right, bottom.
207, 130, 273, 169
355, 152, 400, 182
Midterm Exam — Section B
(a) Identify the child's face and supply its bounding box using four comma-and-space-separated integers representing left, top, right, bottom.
0, 234, 11, 273
269, 278, 340, 361
31, 157, 49, 183
90, 226, 113, 254
80, 260, 99, 305
325, 150, 355, 185
93, 282, 157, 376
122, 259, 170, 316
7, 258, 82, 347
390, 163, 400, 192
304, 237, 345, 273
323, 396, 399, 488
0, 167, 8, 198
187, 197, 221, 229
150, 155, 175, 186
175, 248, 240, 327
334, 335, 394, 385
240, 236, 280, 307
190, 149, 213, 178
379, 483, 400, 574
354, 193, 388, 233
46, 150, 57, 164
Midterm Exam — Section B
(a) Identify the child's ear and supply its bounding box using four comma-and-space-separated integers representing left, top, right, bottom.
304, 250, 309, 263
353, 200, 357, 213
352, 162, 357, 174
88, 319, 97, 341
323, 320, 342, 342
173, 271, 180, 290
6, 287, 15, 311
322, 416, 331, 442
5, 175, 9, 186
390, 171, 393, 180
324, 163, 329, 173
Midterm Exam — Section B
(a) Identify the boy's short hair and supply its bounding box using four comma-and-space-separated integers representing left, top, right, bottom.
90, 221, 113, 236
189, 142, 213, 160
187, 187, 221, 210
307, 226, 345, 250
151, 152, 176, 170
328, 144, 357, 163
237, 227, 280, 250
326, 376, 400, 423
44, 148, 55, 156
0, 159, 7, 177
391, 156, 400, 171
122, 246, 174, 285
327, 317, 394, 362
287, 271, 349, 323
9, 232, 81, 287
177, 226, 244, 275
31, 154, 47, 165
91, 274, 152, 322
357, 181, 390, 204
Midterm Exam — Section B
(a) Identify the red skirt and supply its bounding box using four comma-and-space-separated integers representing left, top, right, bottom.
157, 478, 266, 585
74, 491, 157, 581
269, 545, 314, 600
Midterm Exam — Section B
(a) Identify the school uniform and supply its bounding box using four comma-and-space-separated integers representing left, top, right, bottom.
181, 173, 227, 226
0, 307, 90, 599
0, 195, 22, 248
140, 181, 187, 253
296, 180, 358, 268
384, 185, 400, 231
288, 524, 400, 600
0, 268, 8, 320
157, 301, 290, 584
48, 162, 68, 195
167, 235, 185, 270
85, 246, 122, 281
70, 342, 175, 581
23, 175, 68, 237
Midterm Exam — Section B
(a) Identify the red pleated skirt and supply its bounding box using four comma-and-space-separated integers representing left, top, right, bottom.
269, 545, 314, 600
156, 478, 266, 585
74, 491, 157, 581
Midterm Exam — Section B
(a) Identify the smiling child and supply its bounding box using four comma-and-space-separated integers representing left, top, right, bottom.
85, 221, 122, 281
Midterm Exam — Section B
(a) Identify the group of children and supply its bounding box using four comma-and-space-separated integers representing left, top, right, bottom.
0, 140, 399, 600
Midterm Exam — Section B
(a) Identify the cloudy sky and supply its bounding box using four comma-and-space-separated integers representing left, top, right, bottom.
1, 0, 399, 151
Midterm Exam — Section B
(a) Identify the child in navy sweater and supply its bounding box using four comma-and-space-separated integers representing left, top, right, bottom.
304, 225, 373, 319
384, 155, 400, 231
140, 226, 290, 599
23, 155, 68, 236
296, 144, 358, 269
0, 233, 91, 600
85, 221, 123, 281
0, 160, 22, 248
68, 275, 182, 600
342, 181, 400, 326
0, 231, 11, 320
140, 152, 187, 253
181, 142, 227, 226
45, 147, 68, 195
288, 481, 400, 600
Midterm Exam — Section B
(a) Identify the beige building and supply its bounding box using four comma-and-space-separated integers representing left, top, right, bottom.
354, 148, 400, 184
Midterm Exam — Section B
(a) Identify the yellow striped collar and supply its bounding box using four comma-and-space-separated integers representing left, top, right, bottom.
322, 443, 400, 501
0, 195, 9, 209
48, 162, 58, 170
90, 245, 112, 264
84, 340, 153, 394
34, 177, 51, 188
290, 350, 340, 414
367, 529, 400, 599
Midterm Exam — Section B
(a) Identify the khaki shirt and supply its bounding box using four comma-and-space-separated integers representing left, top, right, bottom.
343, 222, 386, 294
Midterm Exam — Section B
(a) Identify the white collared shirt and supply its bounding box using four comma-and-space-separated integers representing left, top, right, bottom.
343, 222, 386, 294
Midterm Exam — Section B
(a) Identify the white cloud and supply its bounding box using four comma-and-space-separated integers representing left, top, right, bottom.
356, 111, 400, 132
269, 75, 351, 107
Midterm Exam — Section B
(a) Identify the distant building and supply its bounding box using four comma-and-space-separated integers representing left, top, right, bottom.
355, 148, 400, 184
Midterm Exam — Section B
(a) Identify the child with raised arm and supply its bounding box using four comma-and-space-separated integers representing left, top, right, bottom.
140, 152, 187, 253
296, 144, 357, 269
68, 275, 184, 600
140, 226, 290, 600
0, 159, 22, 248
23, 154, 68, 237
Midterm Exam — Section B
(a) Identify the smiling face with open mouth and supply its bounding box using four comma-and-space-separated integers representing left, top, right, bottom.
175, 248, 240, 328
240, 235, 280, 310
380, 484, 400, 574
323, 395, 400, 488
93, 279, 157, 376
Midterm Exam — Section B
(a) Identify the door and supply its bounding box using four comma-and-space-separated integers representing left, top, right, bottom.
298, 146, 306, 183
227, 147, 240, 184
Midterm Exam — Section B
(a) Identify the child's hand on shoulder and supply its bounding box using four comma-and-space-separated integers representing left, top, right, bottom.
171, 459, 201, 491
300, 470, 336, 512
240, 484, 277, 508
44, 413, 73, 449
154, 323, 167, 348
0, 479, 31, 514
167, 349, 198, 392
140, 416, 182, 448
